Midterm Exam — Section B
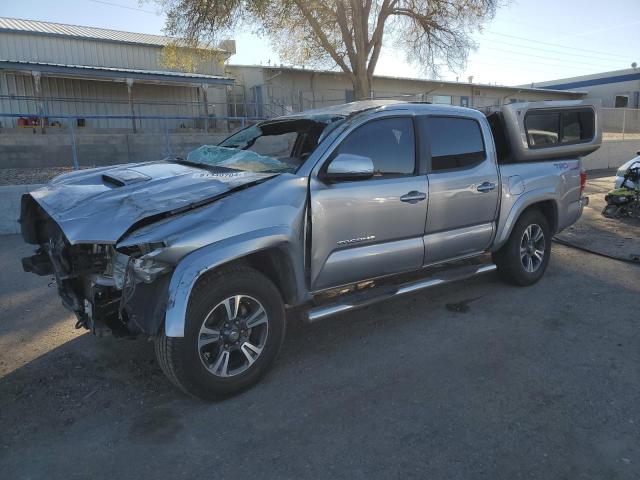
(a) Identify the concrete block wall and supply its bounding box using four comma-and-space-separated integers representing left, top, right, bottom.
0, 132, 228, 169
582, 140, 640, 171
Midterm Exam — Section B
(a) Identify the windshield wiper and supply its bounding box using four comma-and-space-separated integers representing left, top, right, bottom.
169, 157, 218, 170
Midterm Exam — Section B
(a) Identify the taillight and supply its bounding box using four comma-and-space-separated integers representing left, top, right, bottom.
580, 171, 587, 195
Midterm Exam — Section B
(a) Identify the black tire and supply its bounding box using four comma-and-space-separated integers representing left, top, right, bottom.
492, 208, 551, 287
155, 265, 285, 400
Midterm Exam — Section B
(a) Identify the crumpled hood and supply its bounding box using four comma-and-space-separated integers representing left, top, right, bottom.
28, 160, 275, 244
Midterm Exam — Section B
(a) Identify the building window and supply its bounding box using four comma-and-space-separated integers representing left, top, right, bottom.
615, 95, 629, 108
431, 95, 452, 105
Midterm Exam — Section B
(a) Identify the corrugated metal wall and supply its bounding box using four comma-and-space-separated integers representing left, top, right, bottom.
0, 32, 223, 75
0, 72, 213, 130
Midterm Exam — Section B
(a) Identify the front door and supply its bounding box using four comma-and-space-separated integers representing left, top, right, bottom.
310, 116, 428, 291
419, 115, 500, 265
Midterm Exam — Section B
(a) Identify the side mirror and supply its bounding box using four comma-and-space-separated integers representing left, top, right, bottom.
324, 153, 374, 182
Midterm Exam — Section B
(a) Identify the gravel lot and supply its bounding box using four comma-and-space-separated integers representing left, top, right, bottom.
0, 177, 639, 479
0, 167, 90, 186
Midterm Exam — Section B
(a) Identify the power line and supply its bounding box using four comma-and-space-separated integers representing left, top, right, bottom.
483, 31, 636, 60
553, 19, 640, 40
478, 46, 625, 70
87, 0, 159, 15
384, 43, 623, 73
480, 37, 633, 64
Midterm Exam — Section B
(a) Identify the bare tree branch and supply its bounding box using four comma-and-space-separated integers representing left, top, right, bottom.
159, 0, 500, 99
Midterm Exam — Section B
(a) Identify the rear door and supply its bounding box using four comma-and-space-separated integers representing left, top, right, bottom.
309, 115, 428, 291
418, 115, 500, 265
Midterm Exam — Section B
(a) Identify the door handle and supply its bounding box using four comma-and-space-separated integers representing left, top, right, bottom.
400, 191, 427, 203
477, 182, 496, 193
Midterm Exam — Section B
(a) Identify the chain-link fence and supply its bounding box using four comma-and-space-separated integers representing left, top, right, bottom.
0, 112, 267, 185
2, 99, 639, 186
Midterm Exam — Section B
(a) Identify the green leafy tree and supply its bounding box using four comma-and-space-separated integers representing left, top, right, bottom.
160, 0, 499, 100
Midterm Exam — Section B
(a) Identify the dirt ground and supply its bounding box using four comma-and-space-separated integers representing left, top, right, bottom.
0, 176, 639, 479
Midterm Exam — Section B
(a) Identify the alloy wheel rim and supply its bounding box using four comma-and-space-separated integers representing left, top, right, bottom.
197, 295, 269, 377
520, 224, 545, 273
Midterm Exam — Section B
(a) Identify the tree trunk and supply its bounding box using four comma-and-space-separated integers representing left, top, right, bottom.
353, 73, 372, 100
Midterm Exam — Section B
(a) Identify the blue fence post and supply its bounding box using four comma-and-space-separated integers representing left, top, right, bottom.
241, 117, 245, 129
68, 118, 79, 170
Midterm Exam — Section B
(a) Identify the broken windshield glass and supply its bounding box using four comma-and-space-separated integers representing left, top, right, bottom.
186, 145, 292, 173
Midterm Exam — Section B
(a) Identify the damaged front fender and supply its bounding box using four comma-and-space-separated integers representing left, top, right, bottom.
164, 226, 307, 337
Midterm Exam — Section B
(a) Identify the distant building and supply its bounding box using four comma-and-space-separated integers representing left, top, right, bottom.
226, 65, 585, 117
0, 17, 234, 130
531, 68, 640, 109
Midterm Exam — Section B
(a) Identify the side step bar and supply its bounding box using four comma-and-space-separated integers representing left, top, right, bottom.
305, 263, 497, 323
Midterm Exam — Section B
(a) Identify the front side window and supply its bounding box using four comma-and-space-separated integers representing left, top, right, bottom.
334, 117, 415, 177
183, 117, 341, 174
425, 117, 486, 171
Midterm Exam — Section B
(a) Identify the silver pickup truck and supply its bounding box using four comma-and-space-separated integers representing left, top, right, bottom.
20, 99, 600, 399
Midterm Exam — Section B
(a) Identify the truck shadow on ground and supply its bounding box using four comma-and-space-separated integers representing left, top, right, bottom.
0, 274, 499, 447
1, 253, 638, 477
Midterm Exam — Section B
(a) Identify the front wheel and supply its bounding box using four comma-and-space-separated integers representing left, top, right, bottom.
492, 209, 551, 286
155, 265, 286, 400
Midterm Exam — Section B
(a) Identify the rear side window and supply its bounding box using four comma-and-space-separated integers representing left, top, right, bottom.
525, 108, 595, 148
425, 117, 486, 171
335, 117, 415, 177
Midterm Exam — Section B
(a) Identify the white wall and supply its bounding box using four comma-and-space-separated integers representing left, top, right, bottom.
582, 139, 640, 171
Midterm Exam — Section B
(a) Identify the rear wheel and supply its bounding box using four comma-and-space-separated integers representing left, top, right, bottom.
155, 265, 286, 400
492, 209, 551, 286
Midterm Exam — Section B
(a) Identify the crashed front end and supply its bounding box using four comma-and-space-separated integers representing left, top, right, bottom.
20, 195, 171, 337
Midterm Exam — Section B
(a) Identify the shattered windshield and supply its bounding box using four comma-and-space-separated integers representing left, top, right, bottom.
186, 146, 292, 173
182, 117, 344, 174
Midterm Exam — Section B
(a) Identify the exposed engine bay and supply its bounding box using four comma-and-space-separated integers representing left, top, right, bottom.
21, 194, 172, 337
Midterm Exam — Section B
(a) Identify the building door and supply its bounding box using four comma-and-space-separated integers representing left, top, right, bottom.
345, 90, 355, 103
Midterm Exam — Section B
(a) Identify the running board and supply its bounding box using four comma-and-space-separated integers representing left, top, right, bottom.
305, 263, 497, 323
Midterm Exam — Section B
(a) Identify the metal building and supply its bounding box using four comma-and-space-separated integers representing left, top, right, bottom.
532, 68, 640, 108
226, 65, 586, 117
0, 17, 235, 131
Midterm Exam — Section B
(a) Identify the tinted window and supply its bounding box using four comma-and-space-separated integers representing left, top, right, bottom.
525, 109, 595, 148
525, 113, 560, 147
335, 117, 415, 177
426, 117, 486, 171
561, 110, 595, 144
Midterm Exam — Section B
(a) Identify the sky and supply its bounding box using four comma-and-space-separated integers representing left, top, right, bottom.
1, 0, 638, 86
